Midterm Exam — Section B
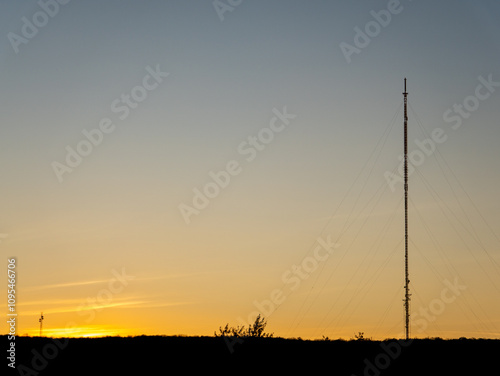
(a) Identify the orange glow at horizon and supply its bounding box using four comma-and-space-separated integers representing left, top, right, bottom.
24, 326, 126, 338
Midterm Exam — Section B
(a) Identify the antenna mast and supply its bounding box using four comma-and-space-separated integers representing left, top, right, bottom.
403, 78, 411, 340
39, 312, 44, 337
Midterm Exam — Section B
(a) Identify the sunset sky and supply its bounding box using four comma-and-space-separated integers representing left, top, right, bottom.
1, 0, 499, 340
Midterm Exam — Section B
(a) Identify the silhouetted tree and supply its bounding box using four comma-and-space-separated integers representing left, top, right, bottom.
214, 314, 273, 338
247, 314, 273, 338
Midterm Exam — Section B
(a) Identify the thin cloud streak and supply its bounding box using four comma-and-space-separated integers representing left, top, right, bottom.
24, 278, 113, 291
23, 272, 211, 291
20, 297, 194, 316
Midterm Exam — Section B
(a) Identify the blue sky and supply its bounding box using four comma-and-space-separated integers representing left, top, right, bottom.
1, 1, 499, 339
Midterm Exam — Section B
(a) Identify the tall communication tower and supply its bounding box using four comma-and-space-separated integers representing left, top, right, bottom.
403, 78, 411, 340
39, 312, 44, 337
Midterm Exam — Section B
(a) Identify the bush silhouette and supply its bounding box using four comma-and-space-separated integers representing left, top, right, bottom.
215, 314, 273, 338
353, 332, 368, 341
215, 323, 246, 338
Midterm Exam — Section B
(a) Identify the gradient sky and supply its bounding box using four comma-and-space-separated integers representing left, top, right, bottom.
1, 0, 499, 339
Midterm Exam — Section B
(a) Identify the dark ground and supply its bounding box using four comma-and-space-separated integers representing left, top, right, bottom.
4, 335, 499, 375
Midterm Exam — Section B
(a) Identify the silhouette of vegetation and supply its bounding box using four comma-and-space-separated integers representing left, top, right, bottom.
215, 323, 246, 338
214, 314, 273, 338
3, 335, 499, 375
353, 331, 366, 341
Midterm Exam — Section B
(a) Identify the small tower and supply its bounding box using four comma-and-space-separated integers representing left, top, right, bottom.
39, 312, 44, 337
